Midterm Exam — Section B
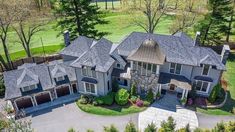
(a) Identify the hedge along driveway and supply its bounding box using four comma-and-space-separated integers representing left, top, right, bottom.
76, 101, 147, 116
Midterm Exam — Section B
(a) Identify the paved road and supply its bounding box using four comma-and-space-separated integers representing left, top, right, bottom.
26, 103, 138, 132
197, 113, 235, 129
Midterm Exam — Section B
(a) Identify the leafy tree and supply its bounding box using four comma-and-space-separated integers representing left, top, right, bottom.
195, 0, 233, 45
125, 121, 137, 132
144, 122, 157, 132
104, 124, 119, 132
225, 0, 235, 42
53, 0, 109, 40
6, 118, 33, 132
146, 88, 154, 103
130, 83, 137, 96
225, 121, 235, 132
160, 116, 176, 132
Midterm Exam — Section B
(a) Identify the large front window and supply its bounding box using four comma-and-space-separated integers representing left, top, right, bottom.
193, 80, 209, 93
84, 83, 96, 94
170, 63, 181, 74
202, 64, 210, 76
132, 61, 159, 76
82, 67, 96, 78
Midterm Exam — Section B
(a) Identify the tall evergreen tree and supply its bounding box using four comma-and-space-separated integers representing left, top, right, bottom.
225, 0, 235, 42
195, 0, 232, 45
53, 0, 109, 40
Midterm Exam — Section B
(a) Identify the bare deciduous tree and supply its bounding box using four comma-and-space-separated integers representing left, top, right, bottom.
132, 0, 170, 33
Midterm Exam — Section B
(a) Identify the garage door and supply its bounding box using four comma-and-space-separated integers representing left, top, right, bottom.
35, 93, 51, 105
16, 97, 33, 110
56, 86, 70, 97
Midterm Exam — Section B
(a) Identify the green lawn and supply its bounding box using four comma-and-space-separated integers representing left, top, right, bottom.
77, 101, 147, 116
196, 51, 235, 115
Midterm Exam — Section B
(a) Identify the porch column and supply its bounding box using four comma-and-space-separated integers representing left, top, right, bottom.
156, 84, 159, 93
130, 61, 133, 70
181, 89, 186, 100
185, 89, 189, 98
159, 84, 162, 93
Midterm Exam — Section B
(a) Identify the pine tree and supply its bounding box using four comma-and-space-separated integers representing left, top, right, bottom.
144, 122, 157, 132
160, 116, 176, 132
130, 83, 137, 96
53, 0, 109, 40
195, 0, 233, 45
104, 124, 119, 132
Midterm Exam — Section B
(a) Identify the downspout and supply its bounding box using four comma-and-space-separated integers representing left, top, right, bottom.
103, 72, 106, 95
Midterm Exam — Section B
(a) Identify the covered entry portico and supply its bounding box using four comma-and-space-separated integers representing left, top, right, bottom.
157, 72, 192, 99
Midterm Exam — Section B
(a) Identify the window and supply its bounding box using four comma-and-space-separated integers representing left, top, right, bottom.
133, 61, 137, 70
193, 80, 209, 93
116, 63, 121, 68
147, 64, 152, 76
142, 63, 147, 76
56, 76, 64, 81
85, 83, 96, 94
170, 63, 181, 74
152, 64, 157, 74
22, 84, 37, 92
138, 62, 142, 74
82, 67, 96, 78
202, 64, 210, 75
124, 79, 128, 86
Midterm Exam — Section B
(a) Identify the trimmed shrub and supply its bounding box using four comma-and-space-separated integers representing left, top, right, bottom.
144, 122, 157, 132
79, 95, 94, 104
115, 88, 129, 105
104, 124, 119, 132
130, 83, 137, 96
232, 107, 235, 114
94, 92, 115, 105
143, 101, 150, 107
125, 121, 137, 132
67, 128, 76, 132
112, 79, 119, 92
146, 89, 154, 103
209, 84, 221, 103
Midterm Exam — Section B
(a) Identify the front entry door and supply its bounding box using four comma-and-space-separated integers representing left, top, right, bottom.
169, 84, 176, 91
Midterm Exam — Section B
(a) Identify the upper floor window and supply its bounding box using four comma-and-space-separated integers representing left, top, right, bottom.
133, 61, 159, 76
193, 80, 209, 93
82, 67, 96, 78
116, 63, 121, 68
202, 64, 210, 76
56, 76, 64, 82
22, 84, 37, 92
170, 63, 181, 74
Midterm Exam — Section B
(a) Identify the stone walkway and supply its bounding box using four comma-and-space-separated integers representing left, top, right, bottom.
138, 92, 198, 131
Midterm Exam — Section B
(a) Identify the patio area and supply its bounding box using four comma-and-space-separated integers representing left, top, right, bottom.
138, 92, 198, 131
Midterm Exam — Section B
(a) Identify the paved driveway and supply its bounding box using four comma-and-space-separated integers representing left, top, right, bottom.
25, 102, 138, 132
138, 93, 198, 131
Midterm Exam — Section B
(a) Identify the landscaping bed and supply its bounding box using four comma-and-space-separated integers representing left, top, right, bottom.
76, 84, 154, 116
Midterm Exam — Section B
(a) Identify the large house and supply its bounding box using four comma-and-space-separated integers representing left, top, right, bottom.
3, 31, 230, 113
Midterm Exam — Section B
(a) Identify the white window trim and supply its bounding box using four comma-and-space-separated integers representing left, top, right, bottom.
22, 84, 37, 92
56, 76, 65, 82
169, 63, 182, 75
136, 61, 159, 76
81, 67, 97, 79
201, 64, 211, 76
195, 80, 210, 94
83, 82, 97, 95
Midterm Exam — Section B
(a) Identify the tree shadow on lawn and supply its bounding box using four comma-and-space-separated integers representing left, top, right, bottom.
103, 103, 132, 112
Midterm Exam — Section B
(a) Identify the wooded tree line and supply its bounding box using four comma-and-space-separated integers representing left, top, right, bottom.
0, 0, 235, 71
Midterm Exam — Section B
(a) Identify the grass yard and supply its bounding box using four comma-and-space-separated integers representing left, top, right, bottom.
196, 51, 235, 115
77, 101, 147, 116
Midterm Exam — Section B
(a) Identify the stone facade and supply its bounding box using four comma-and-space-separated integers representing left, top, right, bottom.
130, 70, 159, 93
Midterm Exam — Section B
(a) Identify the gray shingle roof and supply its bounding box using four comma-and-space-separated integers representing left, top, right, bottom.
117, 32, 225, 70
70, 38, 115, 72
60, 36, 94, 57
48, 60, 77, 82
3, 64, 54, 99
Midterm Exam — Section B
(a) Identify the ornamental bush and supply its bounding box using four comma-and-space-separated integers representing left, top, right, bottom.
125, 121, 137, 132
146, 89, 154, 103
209, 84, 221, 103
115, 88, 129, 105
104, 124, 119, 132
144, 122, 157, 132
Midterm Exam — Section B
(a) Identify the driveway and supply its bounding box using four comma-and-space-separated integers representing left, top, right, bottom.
25, 102, 138, 132
138, 93, 198, 131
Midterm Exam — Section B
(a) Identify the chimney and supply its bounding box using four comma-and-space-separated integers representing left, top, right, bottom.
194, 31, 201, 46
221, 45, 230, 65
63, 30, 70, 47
